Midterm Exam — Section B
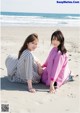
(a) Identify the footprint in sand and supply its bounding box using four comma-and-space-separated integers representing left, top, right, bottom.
67, 93, 76, 98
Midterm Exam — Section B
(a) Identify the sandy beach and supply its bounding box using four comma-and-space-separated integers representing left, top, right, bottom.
0, 26, 80, 113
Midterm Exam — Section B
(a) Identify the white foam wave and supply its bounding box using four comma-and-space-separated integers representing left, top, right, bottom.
65, 16, 80, 19
0, 15, 80, 27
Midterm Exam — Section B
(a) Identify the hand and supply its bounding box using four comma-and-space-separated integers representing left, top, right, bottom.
49, 81, 55, 93
38, 64, 43, 75
28, 88, 36, 93
35, 62, 43, 75
27, 80, 36, 93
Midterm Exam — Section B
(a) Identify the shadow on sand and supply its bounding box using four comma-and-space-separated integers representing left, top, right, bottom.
1, 76, 49, 92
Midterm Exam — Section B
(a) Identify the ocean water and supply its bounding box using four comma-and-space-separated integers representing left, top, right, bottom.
0, 12, 80, 27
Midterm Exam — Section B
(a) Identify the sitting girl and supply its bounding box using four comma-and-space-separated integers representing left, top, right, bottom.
5, 33, 42, 93
41, 30, 71, 93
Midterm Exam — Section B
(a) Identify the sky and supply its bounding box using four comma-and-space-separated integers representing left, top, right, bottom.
0, 0, 80, 14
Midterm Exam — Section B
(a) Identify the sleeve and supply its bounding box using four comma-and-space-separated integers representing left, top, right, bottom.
24, 54, 33, 80
42, 58, 48, 68
42, 49, 53, 68
50, 54, 65, 82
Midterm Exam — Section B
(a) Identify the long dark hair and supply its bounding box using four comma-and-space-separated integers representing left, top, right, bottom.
18, 33, 38, 59
51, 30, 67, 54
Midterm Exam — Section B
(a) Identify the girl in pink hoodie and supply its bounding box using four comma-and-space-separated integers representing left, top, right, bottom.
41, 30, 71, 93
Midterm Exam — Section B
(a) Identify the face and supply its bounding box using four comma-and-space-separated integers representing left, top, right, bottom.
51, 37, 60, 47
27, 39, 38, 51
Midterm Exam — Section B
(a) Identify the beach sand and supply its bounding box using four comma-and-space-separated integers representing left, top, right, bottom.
0, 26, 80, 113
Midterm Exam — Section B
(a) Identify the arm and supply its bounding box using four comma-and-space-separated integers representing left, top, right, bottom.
49, 53, 65, 93
50, 53, 65, 82
42, 48, 53, 68
42, 60, 48, 68
25, 54, 33, 80
37, 63, 43, 75
25, 54, 36, 92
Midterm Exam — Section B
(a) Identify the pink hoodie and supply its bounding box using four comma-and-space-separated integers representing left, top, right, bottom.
41, 47, 70, 88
